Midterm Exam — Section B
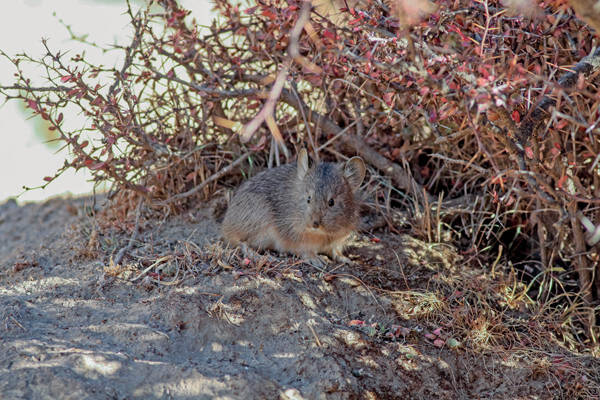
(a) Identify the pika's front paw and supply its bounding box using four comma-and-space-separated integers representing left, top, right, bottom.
330, 247, 352, 265
302, 254, 327, 268
333, 254, 352, 264
238, 243, 281, 264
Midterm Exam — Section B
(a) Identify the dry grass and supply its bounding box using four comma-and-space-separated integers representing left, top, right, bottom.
83, 203, 600, 397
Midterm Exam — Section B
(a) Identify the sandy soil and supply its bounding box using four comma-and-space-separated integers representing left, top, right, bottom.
0, 196, 597, 399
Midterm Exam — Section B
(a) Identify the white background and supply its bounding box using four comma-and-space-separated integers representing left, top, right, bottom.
0, 0, 214, 202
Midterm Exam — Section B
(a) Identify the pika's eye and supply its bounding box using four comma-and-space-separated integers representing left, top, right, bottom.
307, 196, 311, 204
328, 198, 334, 207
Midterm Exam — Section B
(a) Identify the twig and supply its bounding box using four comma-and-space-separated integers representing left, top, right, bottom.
569, 202, 596, 339
307, 322, 322, 347
108, 1, 146, 97
161, 152, 251, 204
316, 120, 358, 152
130, 255, 173, 282
112, 197, 144, 266
239, 61, 290, 144
238, 1, 313, 149
152, 69, 260, 98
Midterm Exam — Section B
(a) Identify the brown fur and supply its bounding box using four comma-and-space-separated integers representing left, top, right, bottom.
221, 149, 365, 262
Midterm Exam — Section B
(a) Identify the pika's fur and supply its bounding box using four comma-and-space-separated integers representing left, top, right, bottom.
222, 149, 366, 263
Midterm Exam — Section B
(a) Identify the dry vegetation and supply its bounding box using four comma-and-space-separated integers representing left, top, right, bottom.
3, 0, 600, 396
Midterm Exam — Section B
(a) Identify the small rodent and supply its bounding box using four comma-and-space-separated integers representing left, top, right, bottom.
222, 149, 366, 265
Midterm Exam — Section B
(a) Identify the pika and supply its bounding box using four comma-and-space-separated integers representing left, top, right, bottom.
222, 149, 366, 264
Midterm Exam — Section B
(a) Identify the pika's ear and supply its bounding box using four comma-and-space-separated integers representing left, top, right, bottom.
344, 157, 366, 192
297, 148, 309, 180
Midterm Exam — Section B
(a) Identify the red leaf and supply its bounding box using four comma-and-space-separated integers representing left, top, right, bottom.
477, 66, 490, 79
89, 162, 106, 170
511, 110, 521, 123
492, 190, 499, 203
524, 146, 534, 159
249, 134, 267, 151
322, 30, 336, 41
43, 176, 53, 182
383, 92, 395, 107
27, 99, 38, 111
148, 272, 161, 280
348, 320, 365, 326
476, 77, 488, 87
60, 75, 72, 83
261, 8, 277, 20
185, 171, 196, 181
428, 108, 439, 122
555, 119, 568, 130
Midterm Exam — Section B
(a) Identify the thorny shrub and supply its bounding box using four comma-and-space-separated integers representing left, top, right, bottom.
2, 0, 600, 340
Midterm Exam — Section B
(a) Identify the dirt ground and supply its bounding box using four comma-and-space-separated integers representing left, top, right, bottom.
1, 196, 599, 399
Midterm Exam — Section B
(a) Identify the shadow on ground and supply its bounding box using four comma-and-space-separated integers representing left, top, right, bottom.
0, 196, 597, 399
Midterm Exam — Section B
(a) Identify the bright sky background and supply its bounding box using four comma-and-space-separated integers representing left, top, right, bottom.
0, 0, 214, 202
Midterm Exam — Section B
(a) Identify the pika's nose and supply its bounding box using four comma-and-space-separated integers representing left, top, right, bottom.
313, 221, 320, 228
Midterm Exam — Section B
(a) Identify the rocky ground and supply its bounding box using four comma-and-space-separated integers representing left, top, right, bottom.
0, 196, 598, 399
